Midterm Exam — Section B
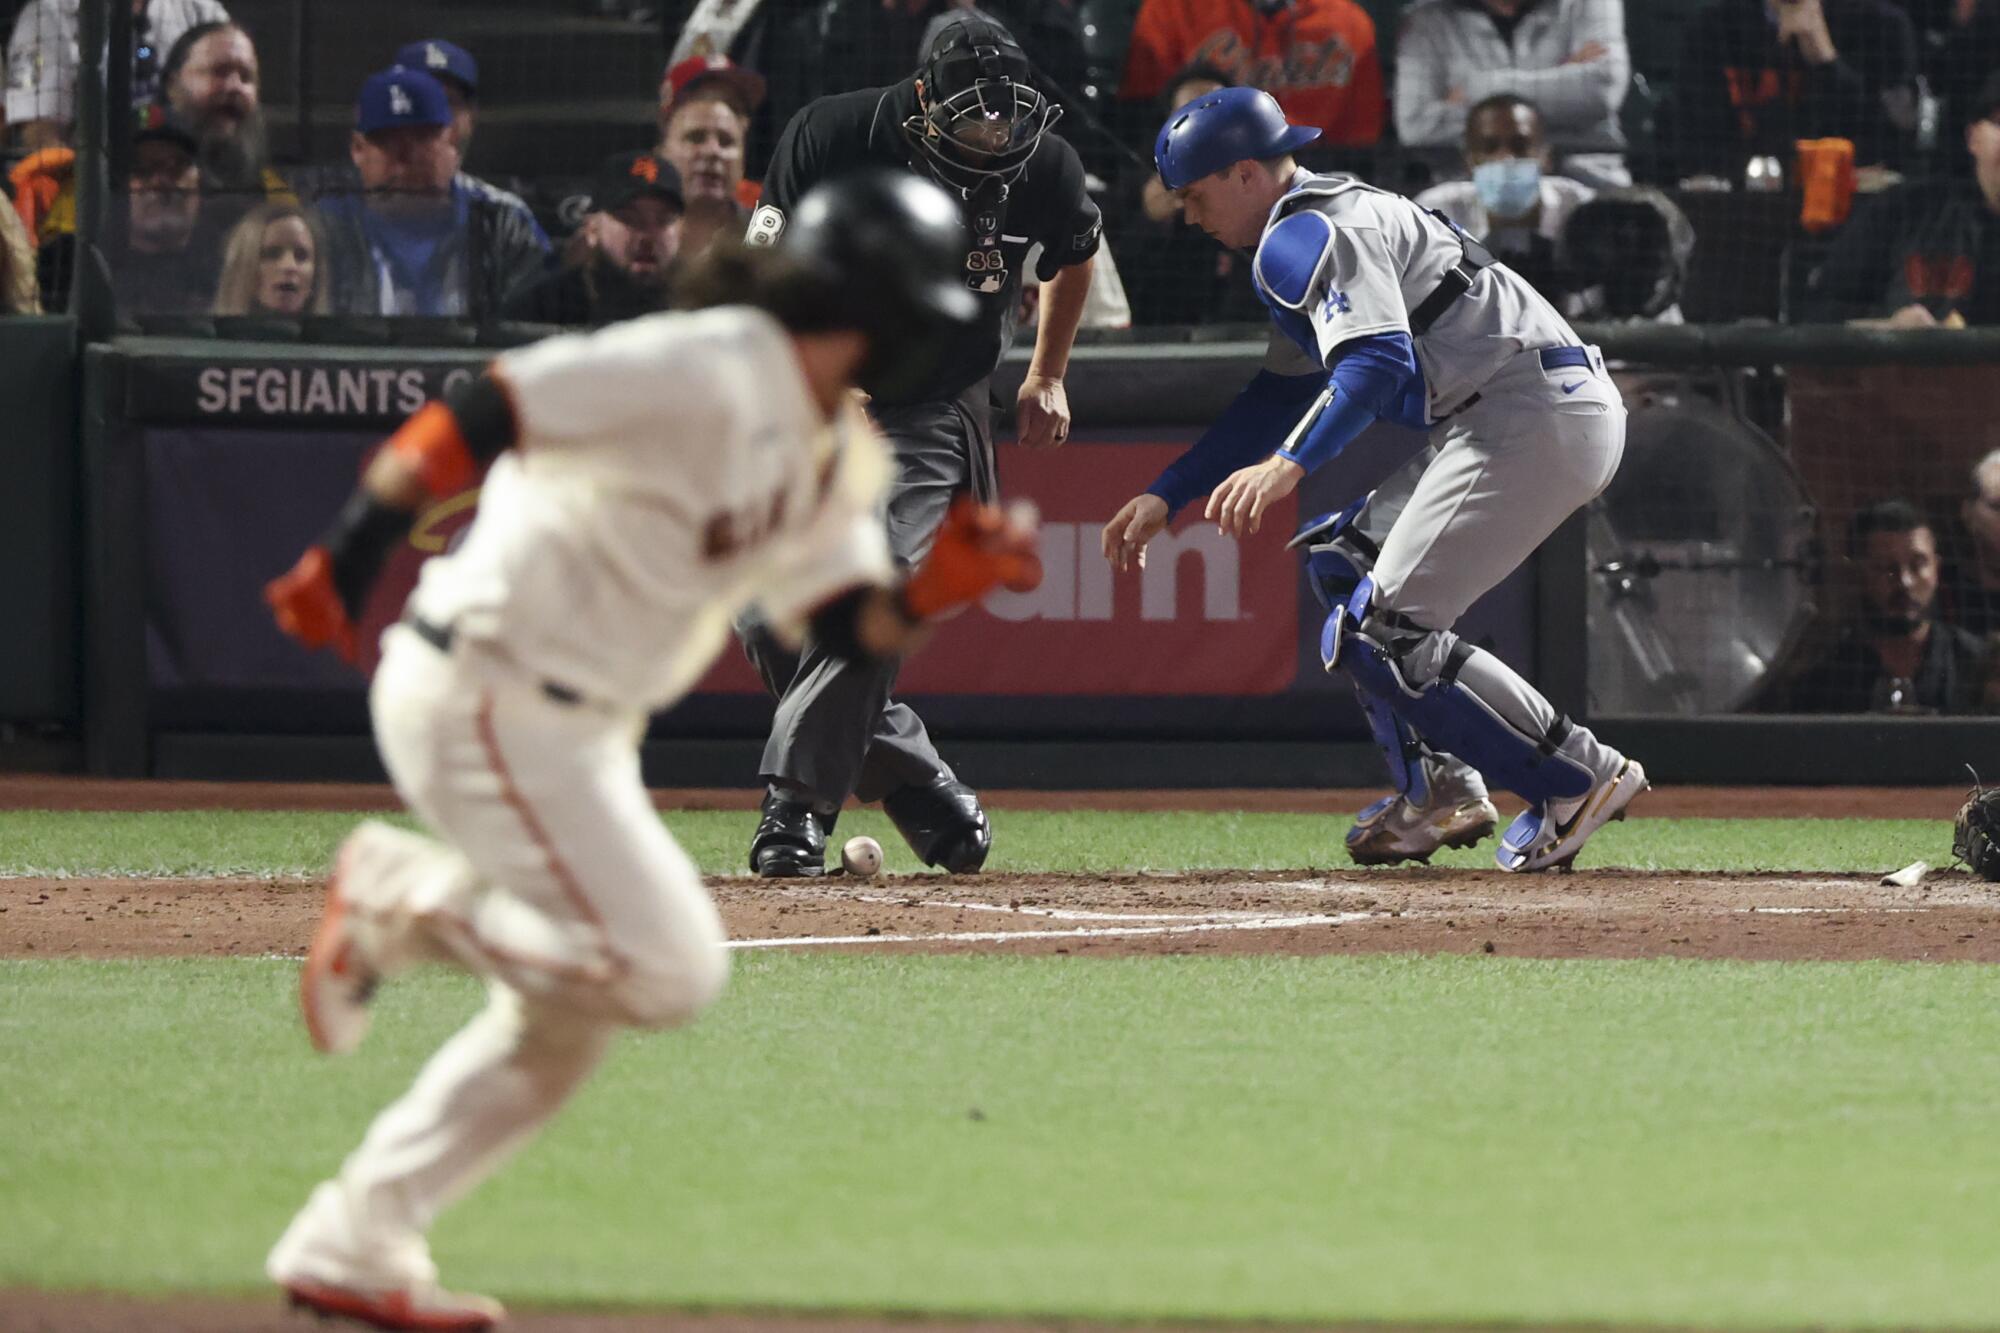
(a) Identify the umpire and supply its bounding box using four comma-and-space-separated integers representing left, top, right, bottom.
739, 15, 1100, 876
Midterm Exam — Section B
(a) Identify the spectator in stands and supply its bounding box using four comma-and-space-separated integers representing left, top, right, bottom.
1416, 93, 1594, 308
1120, 0, 1383, 151
503, 151, 683, 326
212, 201, 328, 316
1561, 187, 1696, 323
658, 54, 761, 257
1803, 71, 2000, 325
39, 104, 213, 314
1949, 447, 2000, 637
1120, 64, 1266, 326
1786, 499, 1989, 712
387, 38, 545, 246
161, 20, 286, 222
1394, 0, 1629, 190
5, 0, 228, 148
315, 68, 550, 318
396, 39, 480, 161
1675, 0, 1920, 178
1898, 0, 2000, 160
0, 191, 40, 314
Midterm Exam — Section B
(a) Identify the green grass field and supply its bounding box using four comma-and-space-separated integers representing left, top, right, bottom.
2, 808, 1992, 1330
0, 808, 1950, 878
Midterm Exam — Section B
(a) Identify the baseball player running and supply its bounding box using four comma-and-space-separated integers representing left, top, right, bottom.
737, 15, 1100, 878
257, 172, 1041, 1332
1103, 89, 1646, 872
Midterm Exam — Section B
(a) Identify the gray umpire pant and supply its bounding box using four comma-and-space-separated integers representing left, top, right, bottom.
737, 381, 998, 811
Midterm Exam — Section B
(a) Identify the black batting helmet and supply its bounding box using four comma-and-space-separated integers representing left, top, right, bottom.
904, 15, 1061, 196
780, 169, 979, 400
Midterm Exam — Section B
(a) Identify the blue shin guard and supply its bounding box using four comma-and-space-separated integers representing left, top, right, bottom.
1300, 505, 1436, 806
1329, 579, 1597, 807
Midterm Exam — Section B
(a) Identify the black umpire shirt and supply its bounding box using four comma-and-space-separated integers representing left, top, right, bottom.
753, 79, 1102, 408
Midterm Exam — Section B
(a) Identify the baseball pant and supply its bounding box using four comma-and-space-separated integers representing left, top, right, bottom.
738, 380, 998, 810
268, 626, 729, 1292
1365, 344, 1629, 782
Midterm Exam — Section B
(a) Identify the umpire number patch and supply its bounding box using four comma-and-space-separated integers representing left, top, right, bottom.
964, 247, 1007, 294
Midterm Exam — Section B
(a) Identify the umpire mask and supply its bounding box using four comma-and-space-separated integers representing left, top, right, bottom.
904, 15, 1060, 197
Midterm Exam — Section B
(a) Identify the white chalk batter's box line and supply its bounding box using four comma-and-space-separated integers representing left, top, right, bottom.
246, 896, 1985, 961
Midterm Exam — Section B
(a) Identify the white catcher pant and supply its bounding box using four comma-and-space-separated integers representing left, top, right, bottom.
269, 626, 728, 1292
1368, 344, 1625, 632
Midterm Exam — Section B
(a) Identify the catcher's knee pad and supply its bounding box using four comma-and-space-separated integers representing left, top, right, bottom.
1330, 578, 1595, 806
1297, 506, 1420, 802
1289, 497, 1377, 612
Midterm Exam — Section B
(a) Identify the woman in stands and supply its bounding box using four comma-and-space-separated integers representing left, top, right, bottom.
213, 201, 329, 317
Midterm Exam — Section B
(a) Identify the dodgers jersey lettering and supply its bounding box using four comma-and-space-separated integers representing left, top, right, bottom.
407, 307, 894, 712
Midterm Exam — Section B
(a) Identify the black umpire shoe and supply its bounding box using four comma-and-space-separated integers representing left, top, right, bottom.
750, 789, 838, 877
883, 773, 991, 873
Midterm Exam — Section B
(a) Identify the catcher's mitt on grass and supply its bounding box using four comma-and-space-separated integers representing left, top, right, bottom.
1952, 773, 2000, 881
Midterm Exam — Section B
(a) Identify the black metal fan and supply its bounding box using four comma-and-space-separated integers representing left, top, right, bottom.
1587, 375, 1817, 714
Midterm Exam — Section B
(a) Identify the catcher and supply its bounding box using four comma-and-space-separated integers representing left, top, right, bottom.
258, 171, 1040, 1332
1105, 88, 1646, 871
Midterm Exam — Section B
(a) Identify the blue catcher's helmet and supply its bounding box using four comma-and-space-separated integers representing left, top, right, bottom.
1154, 87, 1321, 191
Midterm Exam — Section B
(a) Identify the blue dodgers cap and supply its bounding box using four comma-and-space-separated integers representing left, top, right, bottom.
1154, 86, 1321, 191
355, 67, 454, 134
396, 39, 479, 95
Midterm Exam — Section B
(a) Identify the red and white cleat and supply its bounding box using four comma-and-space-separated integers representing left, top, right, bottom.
282, 1276, 504, 1331
299, 839, 378, 1055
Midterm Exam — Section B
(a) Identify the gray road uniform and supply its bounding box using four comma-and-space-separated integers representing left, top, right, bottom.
1151, 169, 1633, 869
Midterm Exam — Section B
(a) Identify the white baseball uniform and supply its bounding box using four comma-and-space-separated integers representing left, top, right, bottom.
269, 306, 895, 1296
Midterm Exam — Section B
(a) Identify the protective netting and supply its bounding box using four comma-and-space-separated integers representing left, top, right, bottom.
10, 0, 1999, 718
12, 0, 1993, 330
1590, 352, 2000, 717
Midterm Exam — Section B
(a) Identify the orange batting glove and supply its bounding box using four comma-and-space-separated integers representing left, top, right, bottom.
901, 496, 1043, 620
265, 546, 358, 663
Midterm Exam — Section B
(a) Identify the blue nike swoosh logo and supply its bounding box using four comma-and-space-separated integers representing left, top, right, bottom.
1561, 380, 1586, 394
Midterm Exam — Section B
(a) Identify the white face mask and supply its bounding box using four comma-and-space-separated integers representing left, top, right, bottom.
1472, 157, 1541, 219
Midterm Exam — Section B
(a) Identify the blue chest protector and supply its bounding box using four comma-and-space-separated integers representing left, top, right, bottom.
1253, 210, 1431, 442
1139, 202, 1430, 517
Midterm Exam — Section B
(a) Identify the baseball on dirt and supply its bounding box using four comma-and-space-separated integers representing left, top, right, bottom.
841, 835, 884, 877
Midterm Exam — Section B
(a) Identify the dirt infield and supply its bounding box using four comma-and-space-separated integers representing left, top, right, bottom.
4, 864, 1996, 965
